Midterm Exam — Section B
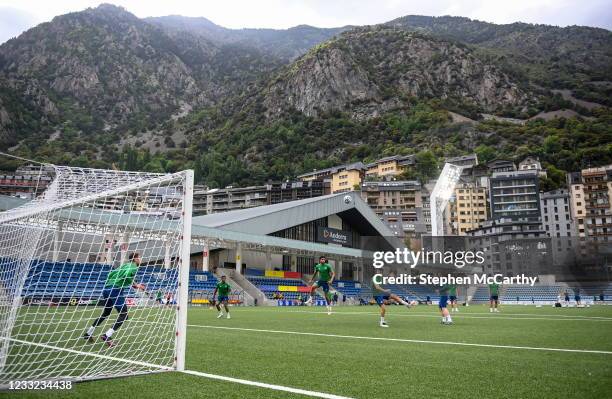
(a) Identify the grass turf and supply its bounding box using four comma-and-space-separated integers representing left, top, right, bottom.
6, 304, 612, 398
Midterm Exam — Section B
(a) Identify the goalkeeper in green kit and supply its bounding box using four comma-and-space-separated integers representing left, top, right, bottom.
213, 275, 232, 319
83, 253, 146, 347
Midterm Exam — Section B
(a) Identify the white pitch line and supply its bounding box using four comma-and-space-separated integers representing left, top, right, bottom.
188, 324, 612, 355
226, 308, 612, 322
0, 336, 172, 370
2, 337, 354, 398
181, 369, 354, 399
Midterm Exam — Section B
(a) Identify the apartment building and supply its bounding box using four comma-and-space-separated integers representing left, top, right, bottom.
193, 180, 331, 215
452, 182, 488, 235
540, 189, 576, 238
364, 155, 415, 180
487, 159, 516, 174
446, 153, 478, 168
360, 180, 422, 213
568, 165, 612, 241
0, 164, 53, 199
360, 180, 430, 237
332, 163, 365, 193
519, 156, 547, 178
268, 180, 330, 203
489, 170, 541, 220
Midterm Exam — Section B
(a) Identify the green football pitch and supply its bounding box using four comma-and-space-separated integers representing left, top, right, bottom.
7, 305, 612, 399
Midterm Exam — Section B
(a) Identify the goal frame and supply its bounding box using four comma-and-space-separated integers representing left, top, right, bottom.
0, 167, 194, 384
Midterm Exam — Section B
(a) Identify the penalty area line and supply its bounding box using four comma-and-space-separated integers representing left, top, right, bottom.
181, 369, 354, 399
188, 324, 612, 355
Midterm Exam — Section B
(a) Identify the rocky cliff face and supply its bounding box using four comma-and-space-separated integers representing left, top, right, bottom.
262, 27, 533, 118
0, 5, 608, 171
0, 5, 201, 123
0, 4, 278, 146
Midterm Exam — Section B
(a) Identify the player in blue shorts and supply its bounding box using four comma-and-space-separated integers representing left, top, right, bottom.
83, 253, 146, 347
574, 289, 582, 307
372, 283, 416, 327
213, 275, 232, 319
449, 284, 459, 313
305, 256, 335, 314
439, 284, 453, 325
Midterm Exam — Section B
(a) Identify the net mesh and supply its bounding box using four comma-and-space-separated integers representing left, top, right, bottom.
0, 165, 192, 385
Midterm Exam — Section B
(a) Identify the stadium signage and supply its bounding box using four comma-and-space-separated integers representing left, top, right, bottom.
317, 227, 350, 245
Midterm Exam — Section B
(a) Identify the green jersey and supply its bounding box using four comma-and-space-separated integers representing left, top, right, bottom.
105, 262, 138, 288
489, 283, 500, 295
314, 263, 333, 281
439, 284, 451, 296
156, 290, 163, 300
216, 281, 231, 297
449, 285, 457, 296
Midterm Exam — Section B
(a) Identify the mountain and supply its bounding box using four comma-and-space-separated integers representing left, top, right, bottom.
386, 15, 612, 105
146, 15, 348, 61
259, 26, 535, 119
0, 6, 610, 186
0, 4, 199, 146
0, 4, 279, 150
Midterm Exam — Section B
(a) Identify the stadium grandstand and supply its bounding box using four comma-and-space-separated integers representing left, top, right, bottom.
0, 191, 401, 308
2, 191, 610, 308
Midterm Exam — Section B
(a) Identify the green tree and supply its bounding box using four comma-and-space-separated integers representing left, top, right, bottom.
414, 150, 439, 183
474, 145, 496, 164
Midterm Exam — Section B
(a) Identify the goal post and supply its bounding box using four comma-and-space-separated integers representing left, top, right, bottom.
0, 165, 194, 386
175, 170, 193, 372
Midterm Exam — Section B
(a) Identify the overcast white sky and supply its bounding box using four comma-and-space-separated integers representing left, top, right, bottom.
1, 0, 611, 44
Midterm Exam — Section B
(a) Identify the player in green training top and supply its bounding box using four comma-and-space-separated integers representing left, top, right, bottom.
213, 275, 231, 319
305, 256, 335, 315
155, 289, 163, 305
83, 253, 146, 347
489, 282, 500, 313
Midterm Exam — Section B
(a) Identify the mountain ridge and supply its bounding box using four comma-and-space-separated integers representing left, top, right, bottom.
0, 4, 610, 187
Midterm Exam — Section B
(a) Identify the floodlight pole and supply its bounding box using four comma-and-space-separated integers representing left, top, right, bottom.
176, 170, 193, 372
430, 163, 464, 237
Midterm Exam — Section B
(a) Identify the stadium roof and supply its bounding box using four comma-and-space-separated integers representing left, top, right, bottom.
0, 192, 399, 259
192, 192, 394, 238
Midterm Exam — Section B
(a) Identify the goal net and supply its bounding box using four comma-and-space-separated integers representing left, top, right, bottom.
0, 165, 193, 386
